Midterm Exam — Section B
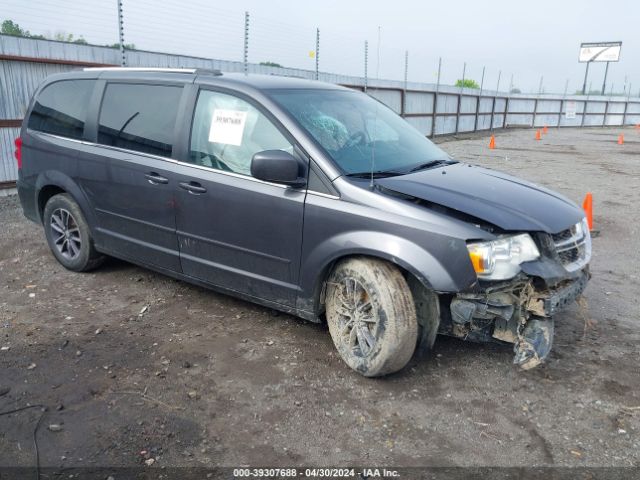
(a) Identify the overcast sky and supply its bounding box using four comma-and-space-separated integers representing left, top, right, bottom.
2, 0, 638, 94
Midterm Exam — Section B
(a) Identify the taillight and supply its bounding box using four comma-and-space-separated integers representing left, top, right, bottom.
14, 137, 22, 169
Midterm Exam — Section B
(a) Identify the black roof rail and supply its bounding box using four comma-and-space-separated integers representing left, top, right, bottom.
194, 68, 223, 76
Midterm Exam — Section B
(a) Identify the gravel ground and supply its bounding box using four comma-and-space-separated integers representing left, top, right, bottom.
0, 127, 639, 473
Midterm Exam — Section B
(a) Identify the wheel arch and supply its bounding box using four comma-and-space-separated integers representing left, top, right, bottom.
35, 171, 98, 236
297, 231, 468, 321
37, 185, 66, 221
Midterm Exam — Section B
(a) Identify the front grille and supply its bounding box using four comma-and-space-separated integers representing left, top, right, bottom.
552, 220, 591, 272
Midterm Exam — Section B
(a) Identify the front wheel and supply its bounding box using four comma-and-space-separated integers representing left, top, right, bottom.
325, 257, 418, 377
43, 193, 105, 272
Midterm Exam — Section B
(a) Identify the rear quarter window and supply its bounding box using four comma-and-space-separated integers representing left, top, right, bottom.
28, 79, 96, 140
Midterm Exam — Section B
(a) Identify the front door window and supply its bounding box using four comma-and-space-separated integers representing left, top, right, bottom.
189, 90, 294, 176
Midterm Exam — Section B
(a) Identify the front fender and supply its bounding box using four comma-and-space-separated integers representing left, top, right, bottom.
297, 230, 478, 316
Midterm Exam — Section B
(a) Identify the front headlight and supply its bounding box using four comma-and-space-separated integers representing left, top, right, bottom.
467, 233, 540, 280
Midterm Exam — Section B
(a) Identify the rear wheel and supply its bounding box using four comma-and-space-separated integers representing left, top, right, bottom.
43, 194, 105, 272
325, 257, 418, 377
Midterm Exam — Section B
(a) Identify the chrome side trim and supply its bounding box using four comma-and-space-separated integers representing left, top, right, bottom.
306, 191, 340, 200
174, 160, 289, 190
32, 130, 96, 148
81, 139, 178, 164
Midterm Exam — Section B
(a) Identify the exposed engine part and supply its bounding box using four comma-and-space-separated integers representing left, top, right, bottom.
493, 317, 519, 343
445, 287, 523, 343
451, 297, 515, 325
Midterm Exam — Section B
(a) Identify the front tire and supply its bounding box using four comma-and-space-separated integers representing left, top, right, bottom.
43, 193, 105, 272
326, 257, 418, 377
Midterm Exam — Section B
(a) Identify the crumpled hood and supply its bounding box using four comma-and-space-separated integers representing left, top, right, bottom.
376, 163, 584, 233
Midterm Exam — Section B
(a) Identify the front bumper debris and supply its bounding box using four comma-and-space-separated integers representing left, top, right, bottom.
513, 317, 554, 370
443, 268, 589, 369
527, 270, 590, 317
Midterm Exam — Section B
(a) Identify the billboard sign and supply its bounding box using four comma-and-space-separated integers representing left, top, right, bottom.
579, 42, 622, 62
565, 101, 577, 119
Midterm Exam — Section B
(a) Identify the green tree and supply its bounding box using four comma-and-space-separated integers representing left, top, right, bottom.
1, 19, 28, 36
105, 42, 136, 49
2, 19, 85, 43
52, 31, 87, 43
455, 78, 480, 89
260, 61, 283, 68
575, 89, 603, 95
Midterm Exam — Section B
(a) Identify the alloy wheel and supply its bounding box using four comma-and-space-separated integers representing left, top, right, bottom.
50, 208, 82, 261
334, 277, 380, 357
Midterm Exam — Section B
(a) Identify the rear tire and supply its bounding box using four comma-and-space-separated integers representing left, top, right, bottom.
43, 193, 105, 272
326, 257, 418, 377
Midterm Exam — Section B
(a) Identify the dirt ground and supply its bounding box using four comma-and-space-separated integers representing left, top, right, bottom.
1, 127, 639, 473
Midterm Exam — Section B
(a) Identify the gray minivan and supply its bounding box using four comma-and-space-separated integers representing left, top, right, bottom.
16, 68, 591, 376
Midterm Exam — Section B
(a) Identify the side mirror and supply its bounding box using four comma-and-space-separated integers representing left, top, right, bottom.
250, 150, 305, 187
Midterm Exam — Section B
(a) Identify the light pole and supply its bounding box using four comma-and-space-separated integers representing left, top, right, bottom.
601, 61, 610, 95
581, 61, 591, 95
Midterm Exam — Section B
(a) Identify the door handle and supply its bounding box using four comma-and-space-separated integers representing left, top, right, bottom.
179, 181, 207, 194
145, 172, 169, 184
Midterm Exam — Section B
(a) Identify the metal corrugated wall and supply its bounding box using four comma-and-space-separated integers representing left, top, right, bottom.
0, 127, 20, 184
2, 34, 640, 185
1, 60, 75, 119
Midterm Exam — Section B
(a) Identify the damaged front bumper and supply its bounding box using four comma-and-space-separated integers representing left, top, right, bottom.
442, 267, 590, 370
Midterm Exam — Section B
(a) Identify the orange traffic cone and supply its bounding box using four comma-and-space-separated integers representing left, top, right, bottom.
582, 193, 593, 231
636, 124, 640, 130
489, 135, 496, 149
618, 134, 624, 145
535, 130, 541, 141
543, 125, 548, 134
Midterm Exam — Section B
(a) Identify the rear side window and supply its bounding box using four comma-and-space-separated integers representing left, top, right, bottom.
98, 84, 182, 157
28, 79, 95, 140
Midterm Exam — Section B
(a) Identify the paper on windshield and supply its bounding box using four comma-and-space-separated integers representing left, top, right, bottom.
209, 109, 248, 146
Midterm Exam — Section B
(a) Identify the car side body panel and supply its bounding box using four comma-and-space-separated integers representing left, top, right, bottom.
75, 143, 183, 272
295, 178, 496, 318
171, 161, 307, 308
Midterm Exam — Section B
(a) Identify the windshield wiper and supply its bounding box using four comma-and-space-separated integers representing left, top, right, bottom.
345, 159, 456, 179
345, 170, 403, 179
406, 159, 456, 173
